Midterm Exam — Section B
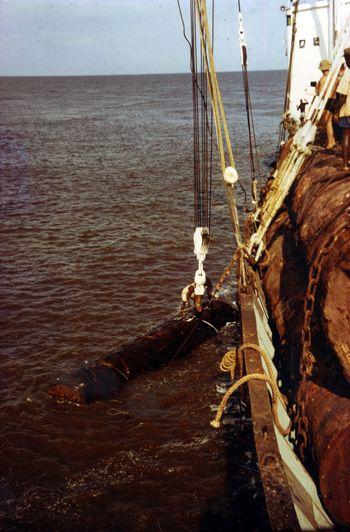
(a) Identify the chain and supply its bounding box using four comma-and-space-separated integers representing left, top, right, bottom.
213, 243, 258, 298
296, 399, 309, 459
296, 222, 349, 458
213, 249, 240, 297
300, 223, 349, 378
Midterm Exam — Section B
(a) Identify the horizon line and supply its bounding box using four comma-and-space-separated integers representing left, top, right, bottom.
0, 68, 287, 78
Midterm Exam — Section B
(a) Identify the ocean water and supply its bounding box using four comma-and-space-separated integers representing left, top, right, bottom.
0, 71, 285, 530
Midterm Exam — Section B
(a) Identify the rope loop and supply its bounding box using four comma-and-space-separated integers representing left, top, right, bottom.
219, 348, 242, 380
212, 342, 291, 437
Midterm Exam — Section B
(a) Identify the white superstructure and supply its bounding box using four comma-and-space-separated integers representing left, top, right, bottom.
285, 0, 350, 121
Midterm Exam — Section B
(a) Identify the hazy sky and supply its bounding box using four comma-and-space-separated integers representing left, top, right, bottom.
0, 0, 289, 76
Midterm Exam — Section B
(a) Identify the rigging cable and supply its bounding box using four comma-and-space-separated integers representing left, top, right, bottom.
177, 0, 218, 155
237, 0, 262, 210
177, 0, 216, 310
194, 0, 242, 243
177, 0, 244, 307
277, 0, 299, 153
191, 0, 212, 310
195, 0, 246, 290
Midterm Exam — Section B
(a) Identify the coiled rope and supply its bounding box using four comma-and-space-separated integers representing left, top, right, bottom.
211, 342, 291, 437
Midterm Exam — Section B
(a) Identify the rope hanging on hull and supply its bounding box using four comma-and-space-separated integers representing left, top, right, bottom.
211, 342, 291, 437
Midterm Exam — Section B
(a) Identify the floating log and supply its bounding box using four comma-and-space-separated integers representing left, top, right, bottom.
48, 300, 236, 404
261, 148, 350, 526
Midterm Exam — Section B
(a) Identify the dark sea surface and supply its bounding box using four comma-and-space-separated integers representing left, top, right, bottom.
0, 71, 285, 530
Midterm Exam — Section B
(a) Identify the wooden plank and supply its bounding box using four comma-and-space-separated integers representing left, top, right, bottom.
239, 287, 301, 531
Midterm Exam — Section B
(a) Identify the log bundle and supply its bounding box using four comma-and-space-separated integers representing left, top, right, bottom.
261, 148, 350, 526
48, 300, 236, 405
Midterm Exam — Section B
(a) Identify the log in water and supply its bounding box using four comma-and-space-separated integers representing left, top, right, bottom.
48, 300, 236, 404
261, 148, 350, 526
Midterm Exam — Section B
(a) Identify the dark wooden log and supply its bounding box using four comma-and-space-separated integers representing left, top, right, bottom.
290, 149, 350, 382
298, 380, 350, 526
260, 149, 350, 526
261, 206, 308, 394
48, 300, 236, 404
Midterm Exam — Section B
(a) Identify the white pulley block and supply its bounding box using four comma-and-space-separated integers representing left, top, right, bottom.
224, 166, 239, 186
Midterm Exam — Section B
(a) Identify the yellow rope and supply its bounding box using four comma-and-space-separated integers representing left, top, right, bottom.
220, 348, 238, 380
195, 1, 225, 172
197, 0, 235, 168
211, 343, 291, 437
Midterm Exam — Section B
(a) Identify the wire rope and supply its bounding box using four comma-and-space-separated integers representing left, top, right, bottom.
237, 0, 262, 208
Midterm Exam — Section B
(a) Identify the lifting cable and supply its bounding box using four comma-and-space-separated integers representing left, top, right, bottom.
191, 0, 213, 310
277, 0, 299, 152
177, 0, 217, 310
194, 0, 242, 244
177, 0, 215, 234
178, 0, 245, 309
237, 0, 262, 209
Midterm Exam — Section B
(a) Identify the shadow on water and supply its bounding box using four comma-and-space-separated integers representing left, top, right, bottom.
198, 323, 271, 532
199, 423, 271, 531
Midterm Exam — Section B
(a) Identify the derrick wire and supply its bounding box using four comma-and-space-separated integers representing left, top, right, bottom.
208, 0, 214, 230
237, 0, 261, 207
277, 0, 299, 154
195, 0, 242, 247
190, 0, 213, 232
191, 0, 201, 227
178, 0, 242, 249
177, 0, 218, 153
